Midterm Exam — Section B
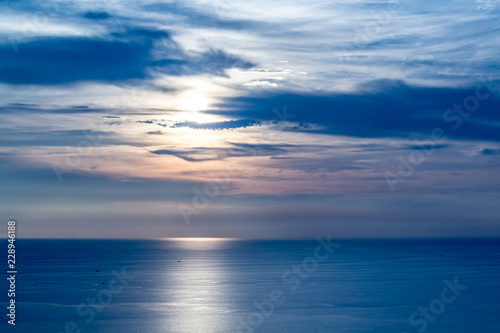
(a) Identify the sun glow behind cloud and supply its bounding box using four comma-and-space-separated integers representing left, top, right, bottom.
179, 110, 218, 124
178, 90, 210, 112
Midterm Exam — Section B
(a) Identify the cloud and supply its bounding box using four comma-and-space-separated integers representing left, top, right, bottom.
481, 148, 500, 155
0, 104, 107, 114
211, 80, 500, 141
475, 0, 500, 10
0, 28, 254, 84
83, 11, 112, 20
146, 130, 163, 135
137, 118, 261, 130
409, 144, 449, 150
141, 2, 269, 30
8, 103, 38, 107
173, 119, 260, 130
152, 48, 254, 77
2, 0, 500, 238
0, 36, 152, 84
0, 129, 114, 147
151, 142, 292, 162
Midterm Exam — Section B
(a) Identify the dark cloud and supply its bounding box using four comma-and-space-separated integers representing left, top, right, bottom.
0, 28, 255, 84
0, 38, 151, 84
137, 118, 260, 130
8, 103, 39, 107
193, 48, 254, 76
409, 144, 449, 150
146, 130, 163, 135
481, 148, 500, 155
211, 80, 500, 141
0, 104, 107, 114
0, 129, 112, 147
151, 142, 293, 162
152, 48, 254, 77
173, 119, 260, 130
83, 11, 112, 20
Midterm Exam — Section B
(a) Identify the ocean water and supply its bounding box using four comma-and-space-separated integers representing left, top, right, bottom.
1, 238, 499, 332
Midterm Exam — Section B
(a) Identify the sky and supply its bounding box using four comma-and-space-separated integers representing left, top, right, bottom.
1, 0, 500, 239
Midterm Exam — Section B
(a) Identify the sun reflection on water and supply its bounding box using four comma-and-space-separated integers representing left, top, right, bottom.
158, 238, 237, 331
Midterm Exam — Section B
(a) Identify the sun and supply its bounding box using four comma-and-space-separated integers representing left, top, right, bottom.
178, 90, 210, 112
170, 78, 227, 124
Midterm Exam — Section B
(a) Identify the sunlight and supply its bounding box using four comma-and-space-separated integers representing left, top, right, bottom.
160, 237, 238, 242
178, 89, 210, 112
180, 110, 219, 124
160, 237, 238, 250
174, 81, 221, 124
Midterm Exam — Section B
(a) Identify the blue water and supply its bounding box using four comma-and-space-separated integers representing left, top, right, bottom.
1, 239, 499, 332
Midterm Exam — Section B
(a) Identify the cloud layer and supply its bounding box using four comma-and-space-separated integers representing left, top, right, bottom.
1, 0, 500, 238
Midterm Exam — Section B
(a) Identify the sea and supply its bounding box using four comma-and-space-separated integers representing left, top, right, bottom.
1, 238, 499, 332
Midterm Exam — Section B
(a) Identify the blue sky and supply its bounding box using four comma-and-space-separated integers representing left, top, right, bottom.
1, 0, 499, 238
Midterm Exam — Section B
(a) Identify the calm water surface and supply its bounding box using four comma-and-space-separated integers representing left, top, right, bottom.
1, 238, 499, 332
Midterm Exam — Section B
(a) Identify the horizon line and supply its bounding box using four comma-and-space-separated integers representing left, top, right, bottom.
11, 236, 500, 241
